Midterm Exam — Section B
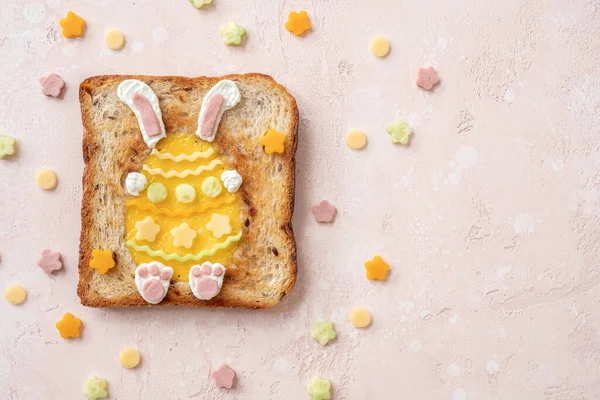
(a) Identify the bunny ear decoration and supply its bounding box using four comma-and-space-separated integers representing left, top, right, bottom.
117, 79, 167, 148
196, 80, 241, 142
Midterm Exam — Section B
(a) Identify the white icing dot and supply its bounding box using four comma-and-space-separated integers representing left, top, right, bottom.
409, 339, 422, 352
23, 2, 46, 24
486, 359, 500, 374
503, 89, 516, 103
513, 213, 535, 235
453, 388, 467, 400
447, 363, 461, 377
62, 43, 76, 56
132, 40, 145, 53
152, 26, 170, 44
455, 145, 478, 169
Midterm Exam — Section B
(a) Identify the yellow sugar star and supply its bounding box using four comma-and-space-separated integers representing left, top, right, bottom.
206, 214, 232, 238
364, 255, 390, 280
59, 11, 86, 38
259, 128, 286, 155
386, 120, 412, 145
89, 249, 115, 275
56, 312, 82, 339
306, 376, 331, 400
83, 375, 108, 400
135, 216, 160, 242
285, 11, 311, 36
170, 222, 197, 249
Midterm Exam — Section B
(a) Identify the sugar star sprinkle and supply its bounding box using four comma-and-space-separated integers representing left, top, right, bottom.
83, 375, 108, 400
310, 320, 336, 345
56, 312, 82, 339
89, 249, 115, 274
37, 249, 63, 275
259, 128, 286, 154
0, 134, 16, 159
189, 0, 211, 9
220, 21, 246, 46
311, 200, 337, 223
170, 222, 198, 248
135, 216, 161, 242
364, 255, 390, 280
386, 120, 412, 145
285, 11, 311, 36
306, 376, 331, 400
416, 66, 440, 91
59, 11, 86, 38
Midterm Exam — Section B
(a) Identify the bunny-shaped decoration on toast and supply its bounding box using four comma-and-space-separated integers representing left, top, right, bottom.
118, 79, 244, 304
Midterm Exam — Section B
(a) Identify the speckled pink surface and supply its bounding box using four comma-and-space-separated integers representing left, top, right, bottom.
1, 1, 600, 399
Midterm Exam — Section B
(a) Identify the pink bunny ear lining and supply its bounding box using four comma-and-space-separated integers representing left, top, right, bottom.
133, 94, 162, 137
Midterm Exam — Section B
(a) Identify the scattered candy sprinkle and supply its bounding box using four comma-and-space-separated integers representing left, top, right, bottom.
349, 307, 371, 328
285, 11, 311, 36
40, 73, 66, 98
345, 129, 367, 150
0, 134, 16, 159
119, 348, 141, 369
83, 375, 108, 400
56, 312, 82, 339
206, 214, 232, 238
36, 169, 57, 190
386, 120, 412, 145
219, 21, 246, 46
369, 35, 390, 58
4, 284, 26, 305
259, 128, 286, 154
311, 200, 337, 223
89, 249, 115, 275
189, 0, 212, 9
105, 29, 125, 50
135, 216, 161, 242
310, 320, 336, 345
416, 66, 440, 91
306, 376, 332, 400
59, 11, 86, 38
364, 255, 390, 280
211, 364, 236, 389
37, 249, 63, 274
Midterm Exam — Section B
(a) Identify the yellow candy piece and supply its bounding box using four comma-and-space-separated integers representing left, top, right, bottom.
364, 255, 390, 280
4, 284, 26, 305
175, 183, 196, 203
56, 312, 82, 339
105, 29, 125, 50
201, 176, 222, 198
259, 128, 286, 155
345, 130, 367, 150
59, 11, 86, 39
36, 169, 57, 190
285, 11, 311, 37
219, 21, 246, 46
206, 213, 232, 238
369, 35, 390, 58
349, 307, 371, 328
83, 375, 108, 400
89, 249, 115, 274
135, 216, 161, 242
170, 222, 197, 249
119, 348, 141, 369
0, 134, 16, 159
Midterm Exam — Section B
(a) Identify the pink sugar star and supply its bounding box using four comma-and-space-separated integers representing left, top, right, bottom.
416, 66, 440, 91
37, 249, 63, 274
211, 364, 236, 389
39, 73, 66, 98
312, 200, 337, 223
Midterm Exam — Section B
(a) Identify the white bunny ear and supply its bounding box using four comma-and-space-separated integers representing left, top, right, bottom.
118, 79, 167, 148
196, 80, 241, 142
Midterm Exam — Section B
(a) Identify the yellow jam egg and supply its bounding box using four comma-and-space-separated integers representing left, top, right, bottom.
125, 133, 243, 281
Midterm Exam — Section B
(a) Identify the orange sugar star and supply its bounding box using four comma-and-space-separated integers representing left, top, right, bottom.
364, 255, 390, 280
59, 11, 86, 38
89, 249, 115, 275
259, 129, 286, 155
56, 312, 82, 339
285, 11, 311, 36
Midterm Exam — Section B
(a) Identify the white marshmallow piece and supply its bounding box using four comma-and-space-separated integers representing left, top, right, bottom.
189, 262, 226, 301
195, 80, 241, 142
221, 170, 242, 193
117, 79, 167, 148
125, 172, 147, 196
135, 262, 174, 304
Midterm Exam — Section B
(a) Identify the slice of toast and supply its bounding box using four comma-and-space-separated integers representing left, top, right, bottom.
77, 74, 298, 308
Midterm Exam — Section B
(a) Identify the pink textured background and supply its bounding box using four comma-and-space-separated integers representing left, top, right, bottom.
1, 0, 600, 399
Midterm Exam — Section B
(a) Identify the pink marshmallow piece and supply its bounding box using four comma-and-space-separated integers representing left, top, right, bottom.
311, 200, 337, 223
416, 66, 440, 91
39, 73, 66, 98
211, 364, 236, 389
37, 249, 63, 275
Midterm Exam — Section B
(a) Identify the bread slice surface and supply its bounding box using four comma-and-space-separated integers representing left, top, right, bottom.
78, 73, 298, 308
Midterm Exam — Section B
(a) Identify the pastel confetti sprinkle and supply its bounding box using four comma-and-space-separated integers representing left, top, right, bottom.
56, 312, 82, 339
416, 66, 440, 91
0, 134, 16, 159
219, 21, 246, 46
37, 249, 63, 274
311, 200, 337, 223
386, 120, 412, 145
310, 320, 337, 345
285, 11, 311, 36
83, 376, 108, 400
364, 255, 390, 280
306, 376, 332, 400
59, 11, 86, 38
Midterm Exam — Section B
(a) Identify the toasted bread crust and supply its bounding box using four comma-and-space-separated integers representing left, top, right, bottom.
77, 74, 298, 308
